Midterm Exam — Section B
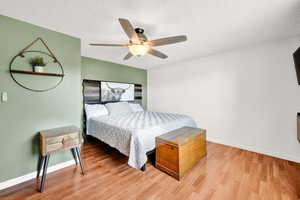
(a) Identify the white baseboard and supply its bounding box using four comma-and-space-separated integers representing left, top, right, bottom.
0, 160, 75, 191
208, 138, 300, 163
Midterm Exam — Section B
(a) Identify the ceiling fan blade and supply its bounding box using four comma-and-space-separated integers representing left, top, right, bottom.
123, 52, 133, 60
148, 35, 187, 46
148, 48, 168, 59
118, 18, 140, 43
89, 43, 129, 47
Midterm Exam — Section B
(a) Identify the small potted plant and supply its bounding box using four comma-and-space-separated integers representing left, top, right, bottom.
29, 56, 47, 72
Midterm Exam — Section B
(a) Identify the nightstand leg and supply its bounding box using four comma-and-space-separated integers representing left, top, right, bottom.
75, 147, 85, 175
40, 155, 50, 192
37, 155, 45, 178
71, 148, 78, 164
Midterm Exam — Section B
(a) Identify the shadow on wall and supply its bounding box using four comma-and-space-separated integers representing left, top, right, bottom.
31, 133, 40, 156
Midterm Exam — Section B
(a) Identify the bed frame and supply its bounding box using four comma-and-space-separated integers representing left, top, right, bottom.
82, 79, 152, 171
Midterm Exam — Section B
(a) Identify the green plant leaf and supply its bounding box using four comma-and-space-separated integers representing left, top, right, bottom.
28, 56, 47, 67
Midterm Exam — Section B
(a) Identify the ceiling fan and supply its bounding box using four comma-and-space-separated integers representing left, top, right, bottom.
90, 18, 187, 60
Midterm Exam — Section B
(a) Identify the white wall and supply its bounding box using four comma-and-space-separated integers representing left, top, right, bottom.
148, 37, 300, 162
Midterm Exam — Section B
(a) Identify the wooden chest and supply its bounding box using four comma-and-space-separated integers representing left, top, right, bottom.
156, 127, 207, 180
40, 125, 81, 156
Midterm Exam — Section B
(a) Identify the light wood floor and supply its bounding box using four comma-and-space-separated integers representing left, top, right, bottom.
1, 140, 300, 200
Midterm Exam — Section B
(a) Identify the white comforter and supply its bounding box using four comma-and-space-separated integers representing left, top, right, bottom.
87, 111, 196, 169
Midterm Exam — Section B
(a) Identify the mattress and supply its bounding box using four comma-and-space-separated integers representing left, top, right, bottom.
87, 111, 197, 169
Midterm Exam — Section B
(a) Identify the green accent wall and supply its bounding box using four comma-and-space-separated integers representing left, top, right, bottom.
0, 15, 148, 183
0, 15, 82, 182
81, 57, 147, 107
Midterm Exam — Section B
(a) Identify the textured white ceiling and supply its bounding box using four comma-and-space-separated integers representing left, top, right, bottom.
1, 0, 300, 69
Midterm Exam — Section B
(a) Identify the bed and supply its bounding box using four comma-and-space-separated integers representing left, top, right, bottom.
86, 110, 196, 169
83, 79, 197, 170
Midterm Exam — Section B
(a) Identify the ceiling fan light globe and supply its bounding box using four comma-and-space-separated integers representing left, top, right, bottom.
128, 44, 150, 56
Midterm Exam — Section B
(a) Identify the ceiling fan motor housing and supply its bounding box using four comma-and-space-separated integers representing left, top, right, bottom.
135, 28, 147, 42
135, 28, 144, 34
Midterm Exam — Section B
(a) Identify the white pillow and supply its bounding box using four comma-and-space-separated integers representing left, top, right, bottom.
129, 103, 144, 112
85, 104, 108, 119
105, 102, 133, 115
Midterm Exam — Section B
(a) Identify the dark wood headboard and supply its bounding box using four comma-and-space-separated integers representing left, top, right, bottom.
82, 79, 142, 105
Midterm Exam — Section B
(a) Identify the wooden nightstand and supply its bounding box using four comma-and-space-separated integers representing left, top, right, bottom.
37, 125, 85, 192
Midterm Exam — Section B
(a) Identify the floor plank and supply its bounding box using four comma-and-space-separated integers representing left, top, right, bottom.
1, 140, 300, 200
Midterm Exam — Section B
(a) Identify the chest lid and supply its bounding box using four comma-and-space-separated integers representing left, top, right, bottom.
157, 126, 206, 146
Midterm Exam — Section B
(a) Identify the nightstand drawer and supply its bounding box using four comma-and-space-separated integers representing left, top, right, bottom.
46, 142, 63, 152
46, 132, 79, 144
45, 133, 80, 153
40, 126, 81, 155
61, 133, 80, 147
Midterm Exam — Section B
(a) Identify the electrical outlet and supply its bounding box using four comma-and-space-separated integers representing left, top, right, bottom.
1, 92, 7, 102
